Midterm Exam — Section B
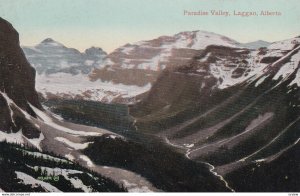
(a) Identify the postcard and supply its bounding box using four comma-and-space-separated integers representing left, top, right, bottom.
0, 0, 299, 194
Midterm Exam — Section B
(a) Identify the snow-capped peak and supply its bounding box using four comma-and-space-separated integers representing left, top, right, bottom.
100, 30, 244, 72
267, 37, 300, 51
41, 38, 55, 43
132, 30, 242, 50
38, 38, 65, 47
172, 30, 242, 49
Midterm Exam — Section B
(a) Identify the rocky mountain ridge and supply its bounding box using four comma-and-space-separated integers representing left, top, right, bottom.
25, 31, 272, 104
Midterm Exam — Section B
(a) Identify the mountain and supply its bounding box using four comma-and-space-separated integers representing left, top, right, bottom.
0, 141, 124, 192
0, 17, 42, 142
90, 30, 242, 87
22, 31, 276, 104
129, 36, 300, 191
22, 38, 107, 75
1, 18, 230, 192
38, 29, 299, 191
0, 17, 150, 192
0, 19, 121, 192
23, 31, 273, 104
4, 14, 298, 191
241, 40, 271, 49
22, 40, 150, 104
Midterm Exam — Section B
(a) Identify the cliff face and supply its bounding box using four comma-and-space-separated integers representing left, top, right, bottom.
0, 17, 42, 136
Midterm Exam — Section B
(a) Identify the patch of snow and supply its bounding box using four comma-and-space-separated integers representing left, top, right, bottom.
191, 31, 241, 49
0, 91, 16, 127
121, 45, 135, 55
273, 49, 300, 81
35, 73, 151, 102
255, 75, 269, 87
22, 46, 42, 53
197, 68, 207, 73
199, 52, 211, 62
29, 103, 101, 136
19, 149, 70, 163
101, 30, 241, 72
172, 30, 240, 50
79, 155, 95, 167
164, 137, 185, 149
67, 175, 93, 192
84, 60, 94, 66
27, 132, 44, 151
289, 66, 300, 86
0, 92, 32, 120
33, 166, 93, 192
51, 113, 64, 121
57, 60, 71, 69
263, 49, 285, 58
15, 171, 61, 192
55, 137, 92, 150
0, 130, 23, 144
105, 135, 119, 140
268, 37, 300, 51
255, 158, 266, 163
246, 113, 274, 131
183, 143, 195, 148
34, 123, 40, 129
201, 82, 206, 89
65, 153, 75, 161
208, 49, 270, 89
121, 180, 152, 192
98, 58, 114, 68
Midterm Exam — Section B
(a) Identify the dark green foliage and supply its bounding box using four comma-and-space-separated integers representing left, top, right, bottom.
84, 135, 229, 192
0, 141, 125, 192
43, 99, 131, 132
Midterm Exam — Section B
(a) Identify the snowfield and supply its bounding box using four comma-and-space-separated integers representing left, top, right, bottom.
102, 30, 242, 72
32, 166, 94, 192
121, 180, 152, 192
29, 103, 102, 136
0, 130, 24, 145
36, 73, 151, 102
55, 137, 93, 150
15, 171, 61, 192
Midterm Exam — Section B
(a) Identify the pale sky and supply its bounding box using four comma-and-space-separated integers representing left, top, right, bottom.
0, 0, 299, 53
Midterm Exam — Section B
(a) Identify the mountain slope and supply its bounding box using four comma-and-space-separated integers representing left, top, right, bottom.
22, 38, 107, 75
90, 30, 243, 87
1, 17, 232, 192
0, 17, 157, 192
24, 31, 272, 104
22, 40, 150, 103
0, 141, 124, 192
129, 36, 300, 191
226, 142, 300, 192
0, 17, 42, 143
0, 17, 123, 192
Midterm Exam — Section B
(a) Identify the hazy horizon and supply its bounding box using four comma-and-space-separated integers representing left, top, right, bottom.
18, 30, 293, 53
1, 0, 299, 53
